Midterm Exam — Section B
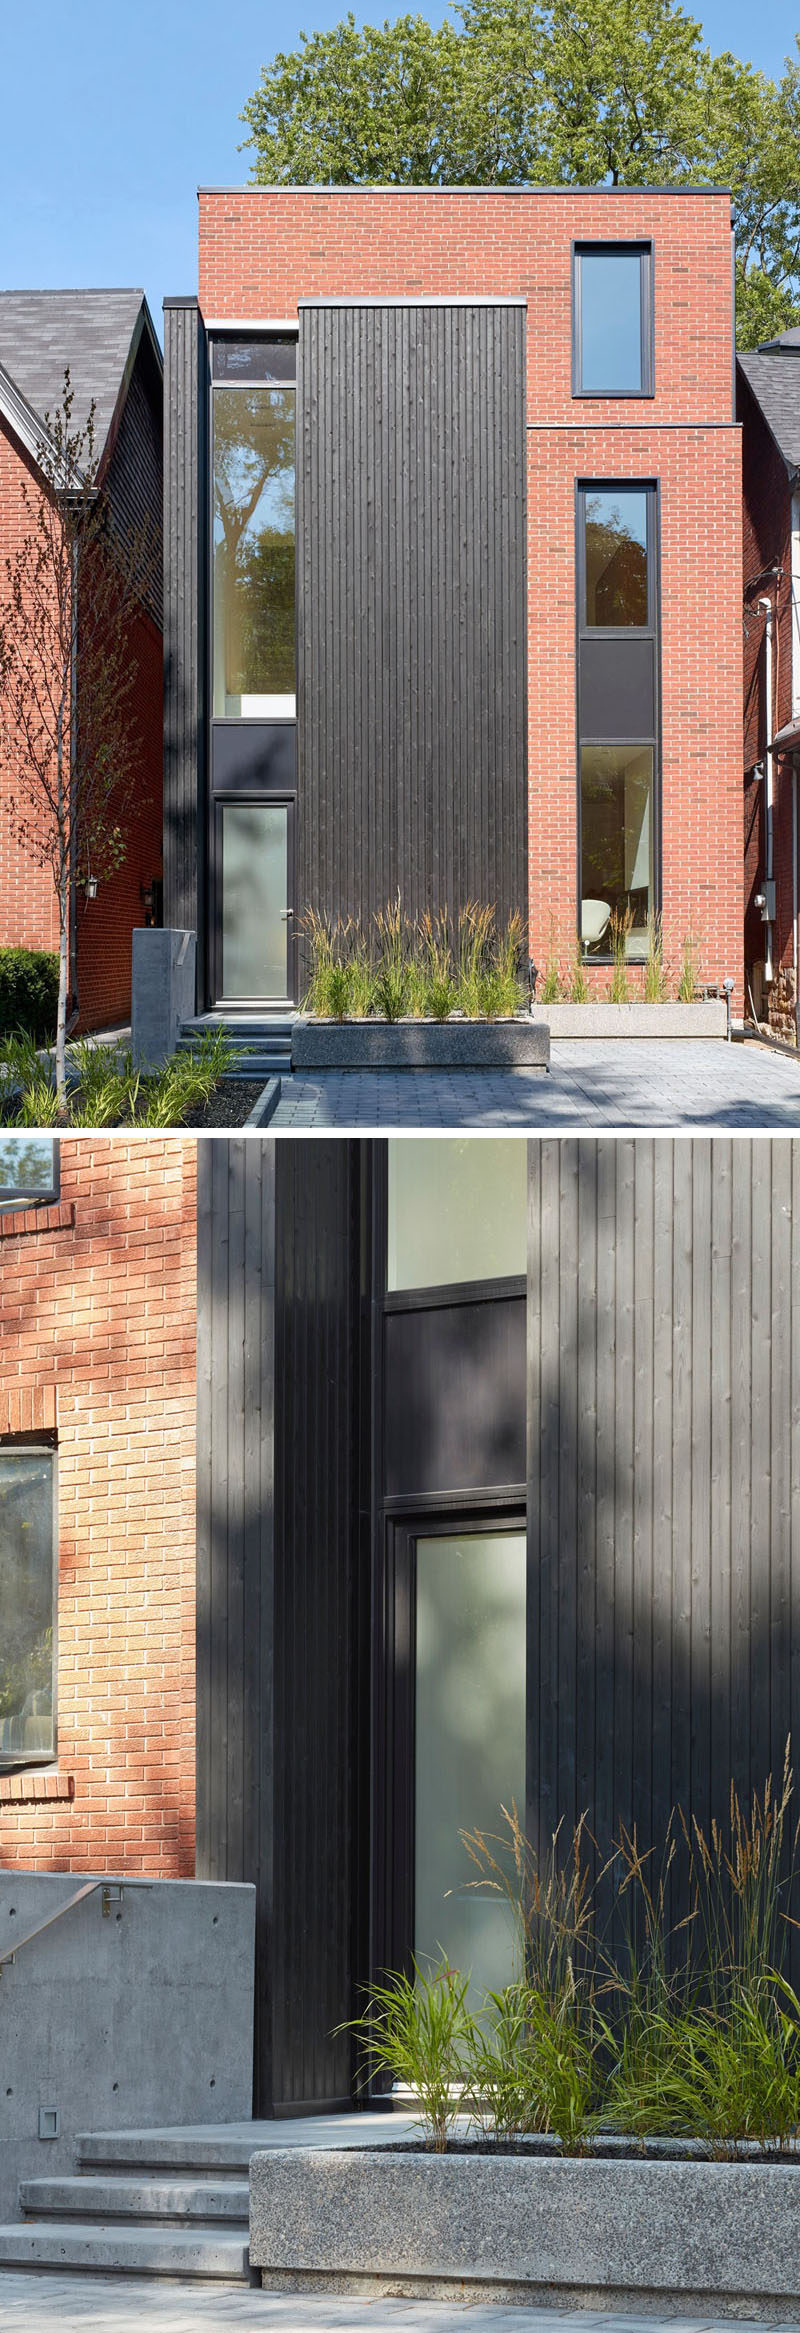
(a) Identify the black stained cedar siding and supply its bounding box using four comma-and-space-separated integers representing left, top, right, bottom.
163, 299, 207, 976
272, 1138, 369, 2111
196, 1136, 276, 2109
196, 1136, 368, 2114
296, 303, 527, 951
527, 1138, 800, 1972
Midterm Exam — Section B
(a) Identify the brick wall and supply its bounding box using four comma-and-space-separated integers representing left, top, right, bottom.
199, 186, 742, 1000
0, 359, 163, 1031
739, 365, 795, 1032
0, 1139, 197, 1876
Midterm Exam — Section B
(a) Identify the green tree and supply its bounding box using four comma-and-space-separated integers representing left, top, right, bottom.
240, 3, 800, 345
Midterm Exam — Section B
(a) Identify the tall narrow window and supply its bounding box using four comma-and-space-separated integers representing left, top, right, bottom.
0, 1446, 56, 1768
212, 339, 296, 718
573, 244, 653, 397
577, 480, 659, 958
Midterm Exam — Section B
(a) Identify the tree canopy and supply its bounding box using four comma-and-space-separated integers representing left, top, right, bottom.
240, 0, 800, 345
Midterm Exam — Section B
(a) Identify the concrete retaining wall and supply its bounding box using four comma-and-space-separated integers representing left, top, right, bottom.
291, 1018, 550, 1070
0, 1872, 255, 2222
250, 2145, 800, 2313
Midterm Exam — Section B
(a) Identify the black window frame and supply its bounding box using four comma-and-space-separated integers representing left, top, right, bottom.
572, 241, 654, 400
0, 1139, 59, 1210
575, 477, 661, 961
0, 1434, 58, 1773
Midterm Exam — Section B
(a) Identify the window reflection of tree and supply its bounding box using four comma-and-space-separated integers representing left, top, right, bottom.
213, 389, 296, 699
585, 495, 647, 628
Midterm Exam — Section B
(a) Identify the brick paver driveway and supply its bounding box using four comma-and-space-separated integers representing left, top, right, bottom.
270, 1038, 800, 1130
0, 2278, 797, 2333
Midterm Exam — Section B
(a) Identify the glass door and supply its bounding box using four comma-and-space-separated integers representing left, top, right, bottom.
384, 1516, 526, 2001
216, 798, 294, 1004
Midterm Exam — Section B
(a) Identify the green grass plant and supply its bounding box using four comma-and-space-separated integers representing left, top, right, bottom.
344, 1959, 471, 2153
643, 913, 667, 1003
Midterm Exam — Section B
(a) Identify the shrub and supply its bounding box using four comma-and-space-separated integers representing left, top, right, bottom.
0, 948, 59, 1042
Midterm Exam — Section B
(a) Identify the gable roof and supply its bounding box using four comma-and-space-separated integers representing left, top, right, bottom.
738, 330, 800, 478
0, 289, 162, 485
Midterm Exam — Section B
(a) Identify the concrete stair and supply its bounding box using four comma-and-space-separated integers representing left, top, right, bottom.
0, 2133, 253, 2281
178, 1013, 295, 1081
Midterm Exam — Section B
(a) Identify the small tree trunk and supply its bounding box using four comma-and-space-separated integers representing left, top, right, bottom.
56, 872, 69, 1116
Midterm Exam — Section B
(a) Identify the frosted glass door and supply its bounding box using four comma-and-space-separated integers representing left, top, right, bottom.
220, 802, 289, 999
415, 1531, 526, 1997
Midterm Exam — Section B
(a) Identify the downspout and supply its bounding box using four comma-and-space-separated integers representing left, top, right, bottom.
758, 594, 775, 984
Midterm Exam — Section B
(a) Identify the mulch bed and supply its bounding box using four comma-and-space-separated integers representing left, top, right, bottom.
178, 1079, 267, 1129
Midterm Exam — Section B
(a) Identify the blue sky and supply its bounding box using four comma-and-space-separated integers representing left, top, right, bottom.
1, 0, 796, 341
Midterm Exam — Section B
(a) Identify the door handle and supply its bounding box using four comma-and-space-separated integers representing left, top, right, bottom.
280, 910, 293, 922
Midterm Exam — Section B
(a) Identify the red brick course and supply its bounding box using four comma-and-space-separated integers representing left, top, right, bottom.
199, 188, 742, 999
0, 1139, 197, 1877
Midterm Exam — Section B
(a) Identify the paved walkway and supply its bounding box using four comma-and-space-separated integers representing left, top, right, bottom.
269, 1040, 800, 1131
0, 2279, 796, 2333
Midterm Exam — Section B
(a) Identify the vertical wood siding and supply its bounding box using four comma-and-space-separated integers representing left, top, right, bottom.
273, 1139, 369, 2110
196, 1138, 368, 2113
163, 300, 206, 979
196, 1137, 276, 2108
297, 303, 527, 946
528, 1139, 800, 1956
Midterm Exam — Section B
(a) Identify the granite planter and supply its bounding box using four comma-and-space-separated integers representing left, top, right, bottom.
291, 1017, 550, 1071
250, 2143, 800, 2315
536, 1000, 727, 1040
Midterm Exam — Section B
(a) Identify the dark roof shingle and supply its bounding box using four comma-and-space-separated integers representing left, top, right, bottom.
0, 289, 150, 465
738, 332, 800, 474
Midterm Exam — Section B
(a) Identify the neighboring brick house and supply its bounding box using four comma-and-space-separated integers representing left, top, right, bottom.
0, 291, 164, 1030
0, 1136, 196, 1875
163, 187, 742, 1010
738, 329, 800, 1040
3, 1133, 799, 2118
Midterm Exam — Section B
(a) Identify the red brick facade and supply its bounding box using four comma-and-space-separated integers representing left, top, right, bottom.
199, 187, 742, 1000
739, 367, 797, 1035
0, 1139, 197, 1875
0, 425, 163, 1035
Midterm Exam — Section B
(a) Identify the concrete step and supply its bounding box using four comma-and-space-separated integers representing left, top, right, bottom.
0, 2221, 251, 2279
19, 2174, 249, 2223
77, 2130, 258, 2175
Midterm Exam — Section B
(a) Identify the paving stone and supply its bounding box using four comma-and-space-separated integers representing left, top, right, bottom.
0, 2276, 798, 2333
269, 1041, 800, 1130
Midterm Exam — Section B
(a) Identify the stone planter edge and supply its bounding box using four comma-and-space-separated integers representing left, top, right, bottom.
250, 2144, 800, 2311
290, 1015, 550, 1070
536, 1000, 727, 1039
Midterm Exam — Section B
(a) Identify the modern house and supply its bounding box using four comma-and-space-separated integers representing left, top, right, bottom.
1, 1131, 797, 2124
0, 290, 164, 1031
738, 328, 800, 1041
162, 187, 743, 1016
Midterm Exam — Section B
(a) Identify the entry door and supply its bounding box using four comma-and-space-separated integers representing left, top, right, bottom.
385, 1515, 526, 1999
215, 798, 295, 1005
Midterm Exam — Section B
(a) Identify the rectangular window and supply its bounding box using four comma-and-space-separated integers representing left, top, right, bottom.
580, 743, 654, 958
0, 1445, 56, 1769
583, 487, 649, 628
387, 1137, 527, 1292
0, 1138, 58, 1207
212, 378, 296, 718
573, 244, 652, 397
